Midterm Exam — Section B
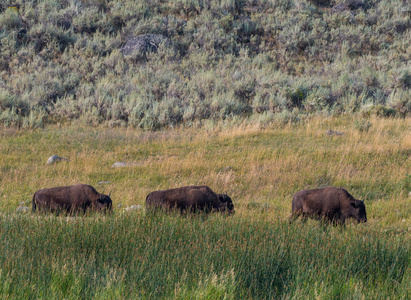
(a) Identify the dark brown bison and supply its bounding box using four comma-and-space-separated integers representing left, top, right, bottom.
146, 185, 234, 214
32, 184, 112, 213
291, 187, 367, 224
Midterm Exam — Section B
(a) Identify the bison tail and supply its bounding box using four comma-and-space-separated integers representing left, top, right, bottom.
32, 194, 37, 212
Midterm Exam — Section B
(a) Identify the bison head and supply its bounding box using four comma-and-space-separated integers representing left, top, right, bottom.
350, 199, 367, 223
98, 193, 113, 211
218, 192, 235, 214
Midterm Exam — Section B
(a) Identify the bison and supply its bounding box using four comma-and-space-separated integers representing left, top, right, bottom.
146, 185, 234, 214
32, 184, 112, 213
291, 187, 367, 224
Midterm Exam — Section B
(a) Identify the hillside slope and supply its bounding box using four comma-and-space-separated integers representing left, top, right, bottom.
0, 0, 410, 128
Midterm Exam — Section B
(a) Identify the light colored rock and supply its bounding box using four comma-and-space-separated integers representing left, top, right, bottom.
409, 191, 411, 198
125, 205, 142, 212
47, 155, 67, 164
111, 162, 141, 168
120, 34, 169, 55
219, 166, 233, 172
16, 205, 30, 212
326, 130, 345, 136
98, 181, 111, 185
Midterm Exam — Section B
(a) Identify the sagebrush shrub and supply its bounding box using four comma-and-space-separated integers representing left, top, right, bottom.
0, 0, 409, 128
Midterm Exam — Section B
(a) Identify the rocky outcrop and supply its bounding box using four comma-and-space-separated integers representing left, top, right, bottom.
120, 34, 169, 55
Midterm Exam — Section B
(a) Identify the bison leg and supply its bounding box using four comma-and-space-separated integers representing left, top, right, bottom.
32, 196, 37, 212
327, 211, 345, 226
334, 217, 346, 226
289, 210, 302, 223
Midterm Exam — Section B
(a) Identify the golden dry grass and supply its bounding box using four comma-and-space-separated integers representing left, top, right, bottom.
1, 116, 410, 226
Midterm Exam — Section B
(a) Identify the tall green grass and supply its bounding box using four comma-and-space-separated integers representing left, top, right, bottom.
1, 213, 410, 299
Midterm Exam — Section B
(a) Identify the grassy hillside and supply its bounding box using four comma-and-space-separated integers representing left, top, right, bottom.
0, 117, 410, 298
0, 0, 410, 128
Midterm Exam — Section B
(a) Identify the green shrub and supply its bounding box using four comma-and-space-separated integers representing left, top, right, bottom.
307, 0, 332, 7
221, 0, 247, 14
388, 89, 411, 116
371, 104, 397, 117
285, 87, 308, 109
394, 68, 411, 89
0, 89, 30, 127
303, 87, 332, 112
354, 119, 372, 132
0, 8, 21, 30
0, 0, 409, 128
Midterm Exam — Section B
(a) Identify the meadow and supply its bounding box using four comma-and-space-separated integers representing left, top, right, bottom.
1, 0, 410, 298
0, 116, 410, 298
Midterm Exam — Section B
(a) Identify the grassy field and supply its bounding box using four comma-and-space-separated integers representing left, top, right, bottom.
0, 116, 410, 298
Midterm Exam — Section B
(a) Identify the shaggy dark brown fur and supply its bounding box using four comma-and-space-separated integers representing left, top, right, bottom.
32, 184, 112, 213
291, 187, 367, 224
146, 185, 234, 214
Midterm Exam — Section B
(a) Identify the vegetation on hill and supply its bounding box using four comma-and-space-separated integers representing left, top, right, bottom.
0, 0, 410, 129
